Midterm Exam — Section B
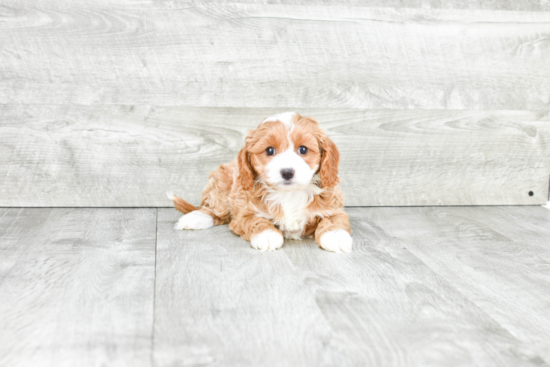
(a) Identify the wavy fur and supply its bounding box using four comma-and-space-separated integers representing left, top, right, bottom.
169, 112, 351, 251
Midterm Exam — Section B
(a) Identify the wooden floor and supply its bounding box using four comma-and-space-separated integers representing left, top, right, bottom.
1, 206, 549, 366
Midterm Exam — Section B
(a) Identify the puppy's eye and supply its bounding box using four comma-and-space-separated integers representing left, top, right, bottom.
299, 146, 308, 155
266, 147, 275, 156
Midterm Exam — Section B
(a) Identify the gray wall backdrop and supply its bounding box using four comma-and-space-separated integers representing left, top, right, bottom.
1, 1, 549, 206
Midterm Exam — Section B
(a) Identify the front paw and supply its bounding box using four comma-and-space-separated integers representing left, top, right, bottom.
251, 230, 284, 252
319, 230, 352, 253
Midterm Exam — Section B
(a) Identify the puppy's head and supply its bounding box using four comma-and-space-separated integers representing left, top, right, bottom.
238, 112, 340, 191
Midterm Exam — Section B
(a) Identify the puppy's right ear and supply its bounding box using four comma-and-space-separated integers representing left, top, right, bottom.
237, 130, 256, 190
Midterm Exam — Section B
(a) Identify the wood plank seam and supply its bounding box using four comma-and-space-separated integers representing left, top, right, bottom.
151, 208, 159, 367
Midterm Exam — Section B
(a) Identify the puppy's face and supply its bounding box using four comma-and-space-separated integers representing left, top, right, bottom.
238, 112, 340, 191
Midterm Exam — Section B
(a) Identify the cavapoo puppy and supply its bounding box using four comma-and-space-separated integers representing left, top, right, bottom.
168, 112, 352, 253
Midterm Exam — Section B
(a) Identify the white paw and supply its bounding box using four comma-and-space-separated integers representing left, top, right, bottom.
174, 211, 214, 230
319, 230, 352, 253
251, 230, 284, 252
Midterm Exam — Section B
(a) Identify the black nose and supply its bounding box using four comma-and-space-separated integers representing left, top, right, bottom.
281, 168, 295, 180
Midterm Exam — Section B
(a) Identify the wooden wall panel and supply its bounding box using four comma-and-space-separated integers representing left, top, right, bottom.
1, 105, 548, 207
1, 3, 549, 109
6, 0, 550, 11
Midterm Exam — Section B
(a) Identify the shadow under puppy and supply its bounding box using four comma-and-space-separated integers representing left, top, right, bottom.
168, 112, 352, 252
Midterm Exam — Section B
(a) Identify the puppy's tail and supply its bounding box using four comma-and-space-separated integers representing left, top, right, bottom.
166, 191, 199, 214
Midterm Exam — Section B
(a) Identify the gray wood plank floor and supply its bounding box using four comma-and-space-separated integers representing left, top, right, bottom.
1, 206, 549, 366
0, 208, 157, 367
368, 206, 550, 364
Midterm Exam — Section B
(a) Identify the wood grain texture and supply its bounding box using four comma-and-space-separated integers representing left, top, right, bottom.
368, 206, 550, 364
1, 3, 550, 109
154, 208, 334, 366
154, 207, 546, 366
1, 105, 548, 207
0, 208, 156, 367
6, 0, 550, 11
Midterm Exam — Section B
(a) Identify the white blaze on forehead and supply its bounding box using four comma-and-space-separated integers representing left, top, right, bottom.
261, 112, 296, 128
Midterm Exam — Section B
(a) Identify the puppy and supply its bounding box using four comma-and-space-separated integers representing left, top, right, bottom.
168, 112, 352, 253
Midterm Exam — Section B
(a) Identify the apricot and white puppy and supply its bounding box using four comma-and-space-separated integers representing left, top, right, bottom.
169, 112, 352, 253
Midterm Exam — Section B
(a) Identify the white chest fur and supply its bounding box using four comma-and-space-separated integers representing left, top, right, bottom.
262, 184, 323, 240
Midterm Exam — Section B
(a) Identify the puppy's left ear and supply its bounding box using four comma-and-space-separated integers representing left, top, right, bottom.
319, 134, 340, 188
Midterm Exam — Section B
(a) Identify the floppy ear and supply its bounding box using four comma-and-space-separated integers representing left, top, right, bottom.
319, 134, 340, 188
237, 131, 256, 190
